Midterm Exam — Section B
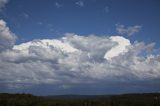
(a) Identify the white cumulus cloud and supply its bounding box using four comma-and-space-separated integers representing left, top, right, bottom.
0, 20, 160, 91
0, 19, 16, 51
0, 32, 160, 89
104, 36, 131, 60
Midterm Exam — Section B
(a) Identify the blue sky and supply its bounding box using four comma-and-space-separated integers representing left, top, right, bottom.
1, 0, 160, 45
0, 0, 160, 95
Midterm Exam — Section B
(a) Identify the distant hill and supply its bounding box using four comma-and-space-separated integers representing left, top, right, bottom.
46, 94, 110, 100
0, 93, 160, 106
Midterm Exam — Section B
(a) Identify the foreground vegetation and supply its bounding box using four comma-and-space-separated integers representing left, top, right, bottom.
0, 93, 160, 106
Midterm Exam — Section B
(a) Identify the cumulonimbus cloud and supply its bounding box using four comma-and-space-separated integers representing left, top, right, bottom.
0, 20, 160, 90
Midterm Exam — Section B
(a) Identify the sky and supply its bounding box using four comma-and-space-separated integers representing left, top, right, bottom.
0, 0, 160, 95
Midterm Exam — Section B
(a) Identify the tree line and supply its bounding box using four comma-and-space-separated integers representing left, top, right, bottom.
0, 93, 160, 106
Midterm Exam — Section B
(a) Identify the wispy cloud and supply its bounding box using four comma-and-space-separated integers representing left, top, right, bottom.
75, 1, 84, 7
116, 24, 142, 36
104, 6, 109, 13
23, 13, 29, 19
0, 0, 9, 11
55, 2, 63, 8
37, 22, 43, 25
